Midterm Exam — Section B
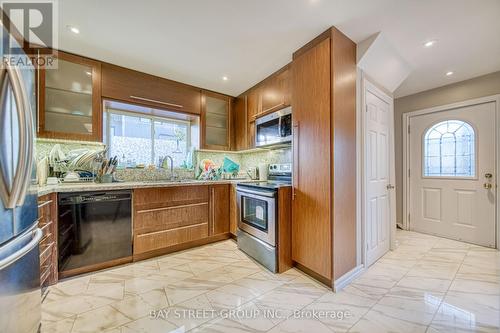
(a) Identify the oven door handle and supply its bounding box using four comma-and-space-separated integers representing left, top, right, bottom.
236, 187, 276, 198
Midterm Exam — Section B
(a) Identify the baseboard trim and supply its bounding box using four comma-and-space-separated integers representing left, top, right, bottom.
333, 264, 364, 292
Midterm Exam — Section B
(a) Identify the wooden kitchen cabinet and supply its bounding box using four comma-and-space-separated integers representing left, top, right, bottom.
37, 193, 58, 289
133, 185, 231, 260
291, 28, 356, 285
201, 91, 231, 150
37, 51, 102, 141
209, 184, 230, 235
229, 184, 238, 236
260, 65, 291, 115
246, 87, 260, 149
101, 63, 202, 115
233, 96, 248, 151
133, 186, 209, 258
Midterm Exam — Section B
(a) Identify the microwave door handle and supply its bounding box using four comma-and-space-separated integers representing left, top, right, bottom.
11, 66, 33, 206
0, 66, 27, 209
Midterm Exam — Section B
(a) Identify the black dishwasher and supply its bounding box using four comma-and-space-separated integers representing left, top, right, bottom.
58, 191, 132, 275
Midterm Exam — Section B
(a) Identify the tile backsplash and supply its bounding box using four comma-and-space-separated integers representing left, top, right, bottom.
195, 148, 292, 176
35, 138, 292, 182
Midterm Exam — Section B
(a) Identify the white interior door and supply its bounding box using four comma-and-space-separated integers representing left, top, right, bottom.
365, 88, 392, 266
409, 102, 496, 247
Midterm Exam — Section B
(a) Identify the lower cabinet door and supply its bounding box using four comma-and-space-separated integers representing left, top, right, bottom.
210, 185, 230, 236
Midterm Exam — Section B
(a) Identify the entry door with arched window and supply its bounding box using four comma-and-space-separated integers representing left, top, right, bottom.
409, 102, 496, 247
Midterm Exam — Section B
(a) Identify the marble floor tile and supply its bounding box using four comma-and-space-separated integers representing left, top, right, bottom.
406, 260, 461, 280
431, 291, 500, 332
40, 316, 76, 333
422, 249, 468, 263
110, 291, 169, 322
396, 276, 452, 293
162, 294, 218, 331
254, 276, 327, 321
268, 317, 334, 333
205, 283, 260, 309
164, 278, 225, 305
191, 301, 276, 333
71, 305, 131, 333
348, 308, 428, 333
41, 233, 500, 333
449, 278, 500, 295
119, 316, 179, 333
369, 288, 444, 326
305, 285, 378, 332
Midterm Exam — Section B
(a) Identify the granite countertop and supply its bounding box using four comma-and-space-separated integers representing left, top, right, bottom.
37, 179, 260, 196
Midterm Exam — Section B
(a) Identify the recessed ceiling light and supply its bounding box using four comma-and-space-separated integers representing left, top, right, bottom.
424, 40, 437, 48
222, 76, 229, 81
67, 25, 80, 34
446, 71, 454, 76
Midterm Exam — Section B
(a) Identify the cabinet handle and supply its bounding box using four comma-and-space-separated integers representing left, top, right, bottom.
130, 95, 183, 109
292, 122, 299, 200
211, 188, 215, 235
137, 202, 207, 214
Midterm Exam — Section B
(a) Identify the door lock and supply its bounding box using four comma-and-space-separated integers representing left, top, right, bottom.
485, 173, 493, 179
386, 184, 395, 190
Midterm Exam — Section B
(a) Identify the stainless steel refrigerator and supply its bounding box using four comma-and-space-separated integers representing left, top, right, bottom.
0, 23, 42, 333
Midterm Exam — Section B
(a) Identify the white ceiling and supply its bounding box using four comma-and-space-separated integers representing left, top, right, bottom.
58, 0, 500, 98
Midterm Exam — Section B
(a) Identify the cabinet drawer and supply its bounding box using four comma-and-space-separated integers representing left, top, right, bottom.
134, 186, 209, 210
102, 63, 201, 115
135, 202, 209, 233
134, 223, 208, 254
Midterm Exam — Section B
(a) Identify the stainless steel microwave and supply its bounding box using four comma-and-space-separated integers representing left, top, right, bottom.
255, 107, 292, 147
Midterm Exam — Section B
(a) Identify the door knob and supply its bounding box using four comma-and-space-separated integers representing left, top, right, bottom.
386, 184, 395, 190
484, 183, 493, 190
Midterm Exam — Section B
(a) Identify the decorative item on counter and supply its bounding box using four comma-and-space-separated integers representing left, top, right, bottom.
259, 163, 269, 181
36, 157, 49, 185
197, 159, 222, 180
181, 147, 195, 170
246, 166, 259, 180
222, 157, 240, 179
95, 155, 118, 183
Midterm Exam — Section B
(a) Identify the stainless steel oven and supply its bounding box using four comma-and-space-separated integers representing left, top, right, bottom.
255, 107, 292, 147
237, 187, 276, 246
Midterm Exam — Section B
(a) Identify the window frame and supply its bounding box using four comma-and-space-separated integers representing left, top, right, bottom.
104, 108, 192, 166
421, 119, 478, 180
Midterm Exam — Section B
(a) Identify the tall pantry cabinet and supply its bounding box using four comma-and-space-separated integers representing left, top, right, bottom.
291, 27, 357, 285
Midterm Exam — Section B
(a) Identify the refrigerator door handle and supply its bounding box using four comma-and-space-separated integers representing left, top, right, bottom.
0, 68, 10, 208
0, 65, 29, 209
0, 228, 42, 270
12, 65, 33, 207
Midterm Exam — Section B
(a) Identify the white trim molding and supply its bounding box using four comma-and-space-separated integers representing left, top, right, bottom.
402, 94, 500, 249
333, 265, 365, 292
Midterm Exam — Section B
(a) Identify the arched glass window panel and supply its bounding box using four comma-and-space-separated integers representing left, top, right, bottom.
423, 120, 475, 177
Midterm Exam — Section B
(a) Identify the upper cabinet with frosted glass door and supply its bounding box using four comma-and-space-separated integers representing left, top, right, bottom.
201, 91, 231, 150
37, 51, 102, 141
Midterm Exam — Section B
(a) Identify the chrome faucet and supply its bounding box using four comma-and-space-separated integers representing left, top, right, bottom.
160, 155, 175, 180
